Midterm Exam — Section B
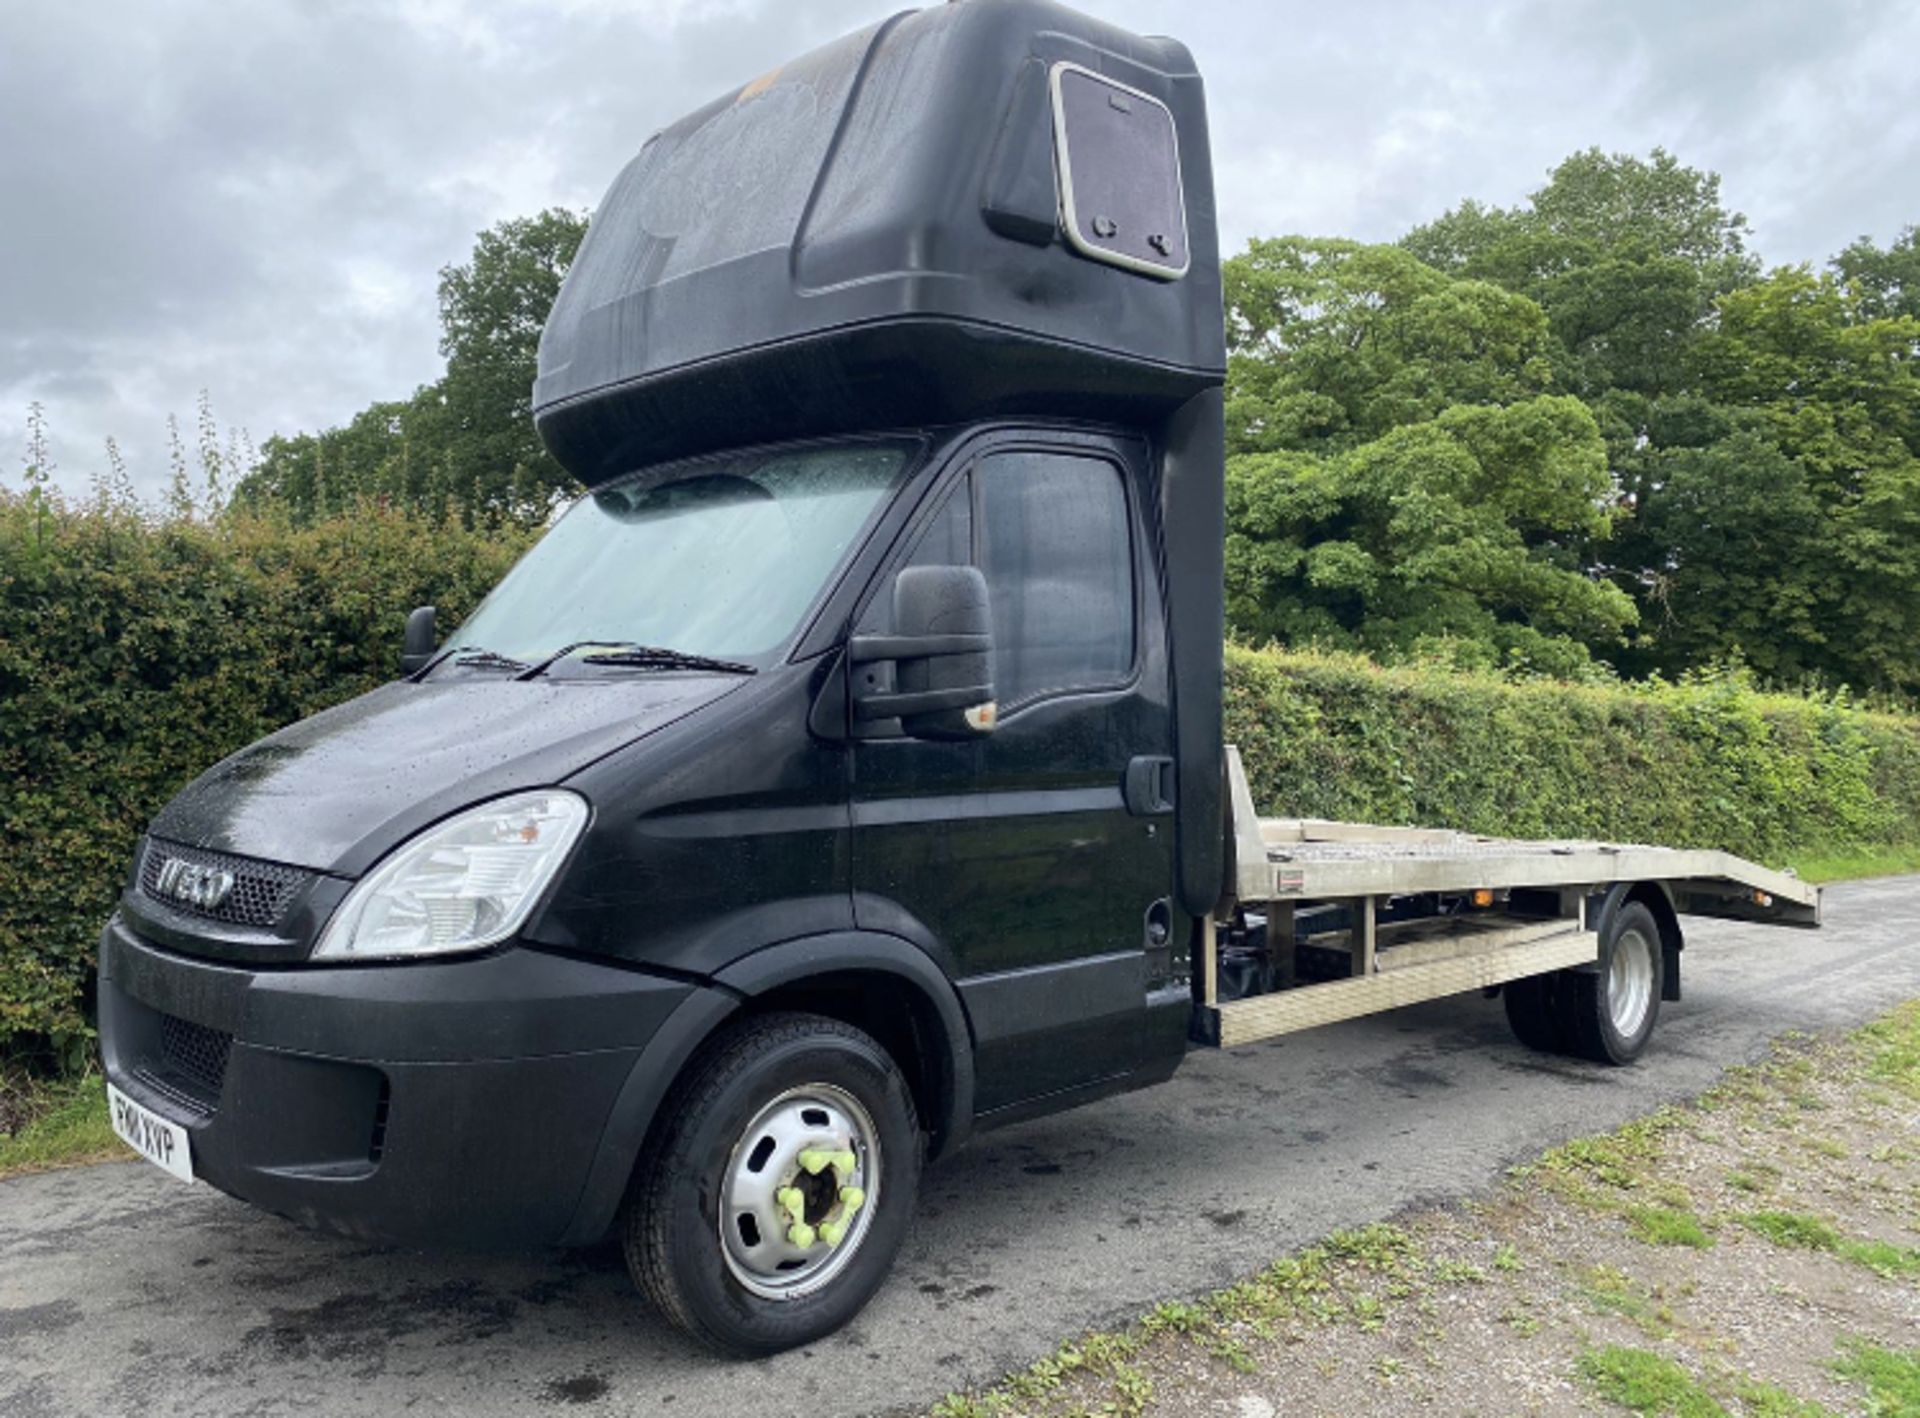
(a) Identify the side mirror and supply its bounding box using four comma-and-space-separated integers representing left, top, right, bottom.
400, 604, 437, 677
849, 566, 996, 740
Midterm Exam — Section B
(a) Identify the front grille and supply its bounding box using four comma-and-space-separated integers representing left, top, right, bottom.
128, 1012, 234, 1118
368, 1078, 393, 1163
158, 1013, 233, 1098
129, 1066, 215, 1119
139, 839, 309, 928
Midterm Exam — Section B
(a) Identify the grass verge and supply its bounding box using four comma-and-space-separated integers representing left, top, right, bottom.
0, 1069, 125, 1180
930, 1000, 1920, 1416
1780, 842, 1920, 883
1832, 1338, 1920, 1415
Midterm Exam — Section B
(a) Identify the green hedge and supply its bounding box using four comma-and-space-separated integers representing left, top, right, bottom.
4, 492, 1919, 1060
1225, 645, 1920, 858
0, 494, 531, 1060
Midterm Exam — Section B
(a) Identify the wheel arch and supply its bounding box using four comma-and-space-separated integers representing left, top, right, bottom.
1593, 881, 1684, 1003
559, 932, 975, 1247
714, 933, 977, 1165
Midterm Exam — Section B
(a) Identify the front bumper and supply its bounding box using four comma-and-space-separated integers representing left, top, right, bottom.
99, 914, 699, 1249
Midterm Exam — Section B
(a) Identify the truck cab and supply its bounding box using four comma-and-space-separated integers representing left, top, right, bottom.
100, 0, 1230, 1355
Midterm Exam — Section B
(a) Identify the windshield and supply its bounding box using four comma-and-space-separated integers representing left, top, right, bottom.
446, 441, 913, 670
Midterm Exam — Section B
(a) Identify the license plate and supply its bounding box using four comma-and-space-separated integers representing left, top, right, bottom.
107, 1082, 195, 1184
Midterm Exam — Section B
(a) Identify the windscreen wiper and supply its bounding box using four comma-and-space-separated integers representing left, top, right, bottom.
413, 643, 531, 678
515, 641, 757, 681
451, 648, 533, 673
584, 647, 758, 675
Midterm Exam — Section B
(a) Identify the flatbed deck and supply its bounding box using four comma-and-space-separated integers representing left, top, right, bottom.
1199, 749, 1822, 1048
1224, 748, 1820, 924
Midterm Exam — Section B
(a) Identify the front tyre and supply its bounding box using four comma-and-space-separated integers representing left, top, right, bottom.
624, 1012, 922, 1356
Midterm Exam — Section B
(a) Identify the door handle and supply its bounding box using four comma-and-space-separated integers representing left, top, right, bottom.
1123, 756, 1175, 816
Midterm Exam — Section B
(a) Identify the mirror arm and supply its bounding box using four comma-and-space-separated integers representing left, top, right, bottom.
848, 633, 993, 663
852, 684, 995, 721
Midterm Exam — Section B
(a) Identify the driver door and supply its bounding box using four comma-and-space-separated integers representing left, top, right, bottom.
849, 429, 1176, 1115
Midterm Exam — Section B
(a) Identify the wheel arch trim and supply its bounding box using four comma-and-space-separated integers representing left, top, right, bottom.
1590, 881, 1684, 1002
558, 931, 975, 1247
714, 932, 977, 1163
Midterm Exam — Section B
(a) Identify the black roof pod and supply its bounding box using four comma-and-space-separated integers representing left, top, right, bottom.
532, 0, 1226, 481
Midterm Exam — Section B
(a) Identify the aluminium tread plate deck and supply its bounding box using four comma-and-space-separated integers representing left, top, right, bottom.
1239, 830, 1819, 916
1204, 748, 1824, 1048
1222, 741, 1818, 924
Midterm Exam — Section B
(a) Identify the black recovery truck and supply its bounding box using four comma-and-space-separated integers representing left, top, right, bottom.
98, 0, 1821, 1356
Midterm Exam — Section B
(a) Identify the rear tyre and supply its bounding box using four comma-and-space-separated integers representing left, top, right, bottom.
1502, 973, 1566, 1053
1561, 900, 1664, 1065
624, 1012, 922, 1356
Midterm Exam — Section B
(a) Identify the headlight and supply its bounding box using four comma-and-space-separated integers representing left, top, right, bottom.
313, 791, 589, 961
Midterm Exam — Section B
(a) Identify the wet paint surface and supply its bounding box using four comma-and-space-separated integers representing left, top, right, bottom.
151, 675, 741, 874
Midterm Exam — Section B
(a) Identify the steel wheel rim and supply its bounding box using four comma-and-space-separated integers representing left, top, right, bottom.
1607, 927, 1655, 1037
718, 1083, 880, 1300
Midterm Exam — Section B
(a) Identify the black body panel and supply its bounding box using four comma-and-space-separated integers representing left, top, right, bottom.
843, 426, 1179, 1110
533, 1, 1224, 480
99, 916, 700, 1248
151, 676, 740, 875
1160, 389, 1227, 915
525, 659, 855, 972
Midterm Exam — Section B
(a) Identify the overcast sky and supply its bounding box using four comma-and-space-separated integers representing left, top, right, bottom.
5, 0, 1917, 501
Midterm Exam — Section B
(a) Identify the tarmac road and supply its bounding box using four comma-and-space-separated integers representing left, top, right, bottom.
4, 875, 1916, 1418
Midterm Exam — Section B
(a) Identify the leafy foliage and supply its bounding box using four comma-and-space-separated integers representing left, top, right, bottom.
1223, 645, 1920, 861
1404, 147, 1755, 401
1223, 237, 1634, 675
1834, 224, 1920, 322
1391, 149, 1920, 693
0, 487, 531, 1059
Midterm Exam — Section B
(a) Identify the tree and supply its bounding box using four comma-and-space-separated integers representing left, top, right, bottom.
1683, 268, 1920, 692
1404, 148, 1756, 401
1222, 237, 1635, 675
1226, 238, 1559, 453
1834, 226, 1920, 322
433, 208, 588, 513
1398, 149, 1920, 692
1630, 430, 1827, 681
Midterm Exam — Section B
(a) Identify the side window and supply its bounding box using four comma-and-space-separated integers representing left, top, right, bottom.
857, 480, 972, 636
906, 480, 973, 572
976, 451, 1134, 706
856, 449, 1136, 710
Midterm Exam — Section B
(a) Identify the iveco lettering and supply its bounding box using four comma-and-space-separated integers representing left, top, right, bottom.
98, 0, 1822, 1355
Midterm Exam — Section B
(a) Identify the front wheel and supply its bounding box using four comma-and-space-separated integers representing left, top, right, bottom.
624, 1012, 923, 1356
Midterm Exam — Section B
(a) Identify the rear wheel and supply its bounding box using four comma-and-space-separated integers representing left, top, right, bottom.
1502, 973, 1566, 1053
1563, 901, 1663, 1064
624, 1012, 922, 1356
1502, 900, 1663, 1065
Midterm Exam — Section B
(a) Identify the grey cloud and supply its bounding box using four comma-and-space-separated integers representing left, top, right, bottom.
2, 0, 1915, 501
